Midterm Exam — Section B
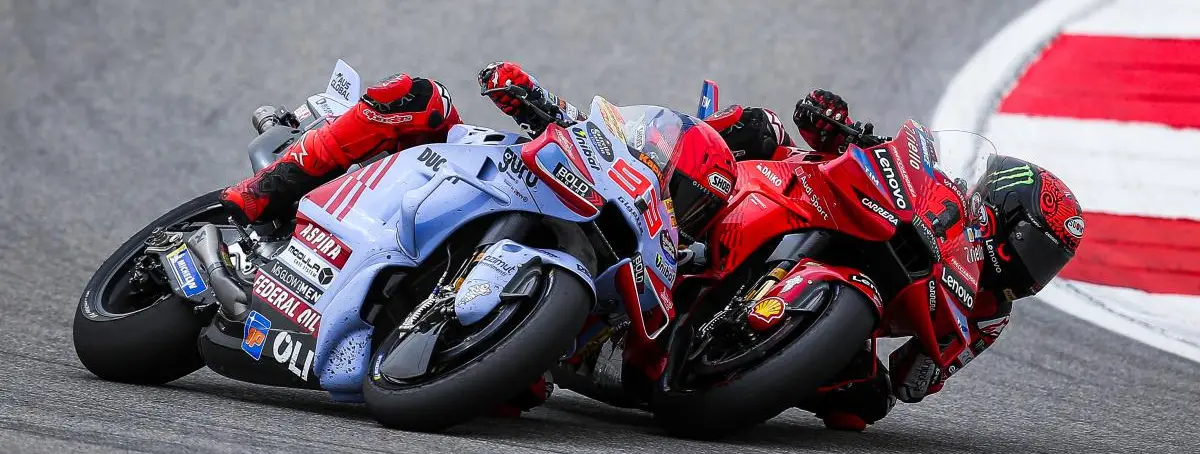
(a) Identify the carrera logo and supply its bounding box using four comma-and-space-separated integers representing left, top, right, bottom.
860, 197, 899, 226
927, 278, 937, 313
294, 218, 351, 268
707, 172, 732, 196
756, 164, 784, 187
252, 272, 323, 334
940, 266, 975, 310
871, 147, 910, 210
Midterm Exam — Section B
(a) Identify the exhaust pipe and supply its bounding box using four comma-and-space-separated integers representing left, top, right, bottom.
186, 224, 249, 318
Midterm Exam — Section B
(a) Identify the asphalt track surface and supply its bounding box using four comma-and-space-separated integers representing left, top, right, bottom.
2, 1, 1198, 452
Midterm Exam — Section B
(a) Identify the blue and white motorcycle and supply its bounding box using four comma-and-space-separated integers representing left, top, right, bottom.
74, 60, 713, 431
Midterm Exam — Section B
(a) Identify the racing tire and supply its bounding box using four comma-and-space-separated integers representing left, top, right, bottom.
363, 268, 590, 432
653, 284, 876, 440
73, 190, 224, 385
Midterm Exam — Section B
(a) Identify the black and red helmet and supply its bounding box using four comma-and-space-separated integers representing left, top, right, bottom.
661, 115, 737, 242
970, 156, 1084, 300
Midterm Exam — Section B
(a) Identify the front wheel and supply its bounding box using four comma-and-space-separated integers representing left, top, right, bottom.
73, 190, 226, 385
362, 267, 590, 432
653, 283, 877, 439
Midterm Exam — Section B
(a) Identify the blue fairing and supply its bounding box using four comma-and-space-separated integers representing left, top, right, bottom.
285, 96, 687, 397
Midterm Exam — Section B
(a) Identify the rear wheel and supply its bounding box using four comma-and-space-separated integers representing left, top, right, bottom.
73, 190, 225, 384
362, 267, 590, 432
653, 283, 876, 439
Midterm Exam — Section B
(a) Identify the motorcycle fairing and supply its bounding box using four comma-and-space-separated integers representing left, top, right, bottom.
453, 239, 595, 326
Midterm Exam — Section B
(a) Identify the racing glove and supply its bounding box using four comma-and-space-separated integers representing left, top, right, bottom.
478, 61, 583, 136
793, 89, 853, 155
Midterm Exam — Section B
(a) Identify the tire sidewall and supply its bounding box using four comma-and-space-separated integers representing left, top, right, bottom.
72, 190, 224, 384
362, 268, 591, 432
653, 285, 877, 439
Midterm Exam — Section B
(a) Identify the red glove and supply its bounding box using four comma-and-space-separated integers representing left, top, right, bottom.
478, 61, 535, 116
793, 89, 852, 154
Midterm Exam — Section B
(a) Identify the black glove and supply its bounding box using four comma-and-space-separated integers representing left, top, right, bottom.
793, 89, 852, 154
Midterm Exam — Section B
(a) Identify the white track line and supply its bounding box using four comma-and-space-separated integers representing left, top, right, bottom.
930, 0, 1200, 362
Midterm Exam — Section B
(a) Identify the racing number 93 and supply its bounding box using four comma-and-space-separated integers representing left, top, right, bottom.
609, 159, 663, 236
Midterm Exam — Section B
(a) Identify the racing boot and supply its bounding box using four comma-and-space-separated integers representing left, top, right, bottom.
220, 74, 462, 226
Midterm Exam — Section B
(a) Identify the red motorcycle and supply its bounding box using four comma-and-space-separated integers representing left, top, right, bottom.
653, 102, 991, 438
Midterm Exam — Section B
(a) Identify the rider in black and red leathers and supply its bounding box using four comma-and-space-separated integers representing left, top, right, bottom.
220, 62, 1072, 429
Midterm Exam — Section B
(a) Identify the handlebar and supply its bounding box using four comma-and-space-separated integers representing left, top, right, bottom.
795, 103, 889, 147
481, 84, 573, 129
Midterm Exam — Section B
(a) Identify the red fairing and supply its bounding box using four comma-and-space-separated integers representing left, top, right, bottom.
693, 117, 994, 404
746, 260, 885, 332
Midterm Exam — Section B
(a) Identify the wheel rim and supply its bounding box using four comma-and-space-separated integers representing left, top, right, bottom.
371, 275, 545, 389
673, 301, 829, 390
92, 200, 225, 318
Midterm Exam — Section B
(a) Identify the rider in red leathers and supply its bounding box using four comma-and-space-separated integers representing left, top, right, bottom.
219, 62, 1058, 430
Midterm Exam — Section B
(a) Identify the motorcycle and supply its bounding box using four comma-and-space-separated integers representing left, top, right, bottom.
73, 60, 735, 432
641, 88, 998, 439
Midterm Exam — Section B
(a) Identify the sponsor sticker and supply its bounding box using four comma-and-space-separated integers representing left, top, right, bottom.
272, 332, 315, 381
860, 196, 899, 226
750, 297, 786, 324
252, 271, 323, 335
756, 163, 784, 187
1065, 216, 1085, 238
293, 217, 351, 269
850, 273, 882, 306
597, 99, 626, 142
459, 280, 491, 304
499, 147, 540, 188
707, 172, 732, 196
264, 261, 324, 305
417, 147, 447, 171
940, 266, 975, 310
278, 244, 337, 288
241, 310, 272, 360
630, 255, 646, 293
572, 127, 601, 171
166, 245, 207, 297
870, 146, 911, 210
586, 122, 615, 162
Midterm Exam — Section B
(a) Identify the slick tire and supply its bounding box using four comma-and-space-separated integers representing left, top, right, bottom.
653, 284, 876, 440
73, 190, 224, 385
363, 268, 590, 432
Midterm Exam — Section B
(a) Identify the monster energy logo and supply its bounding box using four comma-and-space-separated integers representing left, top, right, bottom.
988, 165, 1034, 191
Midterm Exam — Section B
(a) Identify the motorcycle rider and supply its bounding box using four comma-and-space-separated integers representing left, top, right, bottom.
219, 61, 1082, 430
218, 61, 846, 226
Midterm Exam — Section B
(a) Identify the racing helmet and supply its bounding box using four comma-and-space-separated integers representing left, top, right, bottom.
662, 115, 737, 242
969, 156, 1084, 301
